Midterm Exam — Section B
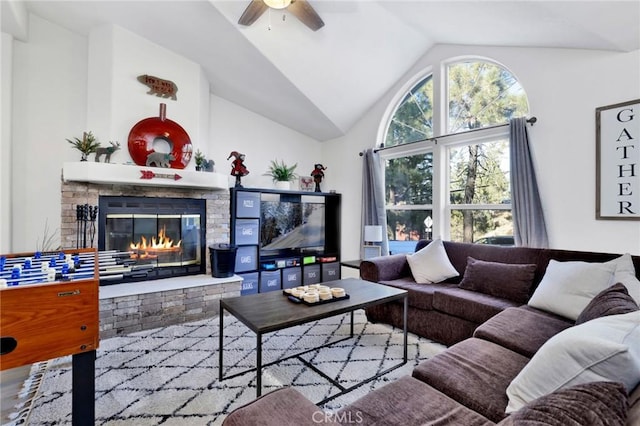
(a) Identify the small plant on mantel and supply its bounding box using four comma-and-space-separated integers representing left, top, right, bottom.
67, 131, 101, 161
265, 159, 298, 182
194, 149, 206, 171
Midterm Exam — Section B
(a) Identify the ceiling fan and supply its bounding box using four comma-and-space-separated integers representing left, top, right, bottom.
238, 0, 325, 31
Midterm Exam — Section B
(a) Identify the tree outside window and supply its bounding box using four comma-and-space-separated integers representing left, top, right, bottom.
382, 59, 528, 250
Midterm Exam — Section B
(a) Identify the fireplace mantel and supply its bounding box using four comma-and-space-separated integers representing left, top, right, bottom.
63, 161, 229, 190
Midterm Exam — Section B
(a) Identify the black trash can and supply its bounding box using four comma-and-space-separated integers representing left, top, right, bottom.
209, 243, 237, 278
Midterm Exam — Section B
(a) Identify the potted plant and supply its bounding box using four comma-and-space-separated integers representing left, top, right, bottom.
194, 149, 206, 171
265, 159, 298, 190
67, 131, 101, 161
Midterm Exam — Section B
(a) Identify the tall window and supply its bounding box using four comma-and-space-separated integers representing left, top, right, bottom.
382, 59, 528, 253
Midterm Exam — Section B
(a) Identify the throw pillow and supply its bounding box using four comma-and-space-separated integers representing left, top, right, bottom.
576, 283, 639, 325
458, 257, 536, 304
606, 253, 640, 304
406, 239, 459, 283
527, 259, 616, 320
505, 311, 640, 413
499, 381, 628, 426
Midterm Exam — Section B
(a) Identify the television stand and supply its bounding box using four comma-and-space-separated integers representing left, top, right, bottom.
229, 187, 341, 295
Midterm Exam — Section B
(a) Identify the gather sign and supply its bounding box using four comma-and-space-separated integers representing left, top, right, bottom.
596, 99, 640, 220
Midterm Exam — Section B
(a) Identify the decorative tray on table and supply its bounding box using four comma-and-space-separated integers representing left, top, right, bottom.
283, 286, 349, 306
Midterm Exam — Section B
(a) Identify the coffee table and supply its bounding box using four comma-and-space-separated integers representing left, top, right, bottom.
218, 278, 408, 403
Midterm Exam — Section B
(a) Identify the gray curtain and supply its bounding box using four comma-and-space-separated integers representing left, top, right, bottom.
361, 149, 389, 256
509, 117, 549, 248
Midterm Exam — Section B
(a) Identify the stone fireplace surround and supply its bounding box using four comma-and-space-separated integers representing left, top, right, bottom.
61, 178, 241, 338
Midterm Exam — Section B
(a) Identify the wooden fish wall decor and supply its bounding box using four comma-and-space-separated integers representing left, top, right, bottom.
137, 75, 178, 100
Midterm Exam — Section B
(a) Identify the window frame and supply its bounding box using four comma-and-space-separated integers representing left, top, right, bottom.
378, 57, 526, 244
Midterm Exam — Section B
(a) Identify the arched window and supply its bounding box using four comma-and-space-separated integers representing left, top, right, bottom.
385, 75, 433, 146
382, 58, 529, 253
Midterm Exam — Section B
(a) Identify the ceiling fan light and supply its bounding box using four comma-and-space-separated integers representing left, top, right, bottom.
263, 0, 292, 10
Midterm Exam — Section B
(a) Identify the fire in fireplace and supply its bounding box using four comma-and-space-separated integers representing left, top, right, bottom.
98, 196, 206, 285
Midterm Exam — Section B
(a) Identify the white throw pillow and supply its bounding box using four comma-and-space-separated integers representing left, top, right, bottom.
506, 311, 640, 413
406, 239, 459, 283
528, 260, 616, 320
606, 253, 640, 304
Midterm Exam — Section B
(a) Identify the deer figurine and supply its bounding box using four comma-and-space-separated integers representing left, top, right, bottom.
95, 141, 121, 163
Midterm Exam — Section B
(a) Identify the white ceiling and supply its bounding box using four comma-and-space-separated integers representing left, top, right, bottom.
4, 1, 640, 141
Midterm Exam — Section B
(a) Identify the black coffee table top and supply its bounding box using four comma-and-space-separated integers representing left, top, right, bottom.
221, 278, 407, 334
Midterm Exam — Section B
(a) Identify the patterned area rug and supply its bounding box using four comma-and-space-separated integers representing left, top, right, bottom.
19, 310, 446, 425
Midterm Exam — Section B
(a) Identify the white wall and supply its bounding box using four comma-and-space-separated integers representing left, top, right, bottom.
209, 95, 322, 189
10, 14, 88, 252
86, 24, 210, 159
5, 15, 322, 252
326, 44, 640, 257
1, 32, 13, 252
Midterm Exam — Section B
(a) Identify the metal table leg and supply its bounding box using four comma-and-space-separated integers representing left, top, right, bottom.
256, 332, 262, 397
350, 310, 354, 337
219, 301, 224, 381
403, 294, 408, 362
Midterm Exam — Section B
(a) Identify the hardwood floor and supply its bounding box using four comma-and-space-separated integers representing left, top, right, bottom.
1, 365, 32, 423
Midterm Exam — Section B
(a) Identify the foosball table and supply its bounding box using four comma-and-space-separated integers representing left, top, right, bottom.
0, 248, 99, 426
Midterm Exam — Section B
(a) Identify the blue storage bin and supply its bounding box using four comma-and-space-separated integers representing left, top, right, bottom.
260, 270, 281, 293
239, 272, 259, 295
282, 267, 302, 289
234, 245, 258, 273
234, 219, 259, 245
303, 264, 321, 285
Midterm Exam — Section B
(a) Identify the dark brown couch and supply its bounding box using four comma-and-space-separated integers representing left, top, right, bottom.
222, 242, 640, 425
361, 239, 640, 346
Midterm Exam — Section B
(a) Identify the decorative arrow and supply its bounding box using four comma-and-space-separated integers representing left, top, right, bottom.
140, 170, 182, 181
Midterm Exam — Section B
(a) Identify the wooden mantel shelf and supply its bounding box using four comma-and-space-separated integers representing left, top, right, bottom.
63, 162, 230, 190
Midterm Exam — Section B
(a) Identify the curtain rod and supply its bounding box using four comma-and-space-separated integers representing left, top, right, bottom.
359, 116, 537, 156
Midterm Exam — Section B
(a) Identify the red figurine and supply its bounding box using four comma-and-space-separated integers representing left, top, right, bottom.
227, 151, 249, 187
311, 163, 326, 192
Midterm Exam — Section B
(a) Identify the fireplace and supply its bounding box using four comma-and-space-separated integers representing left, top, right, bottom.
98, 196, 206, 285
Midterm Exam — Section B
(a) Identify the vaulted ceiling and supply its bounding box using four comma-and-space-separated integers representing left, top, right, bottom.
4, 1, 640, 141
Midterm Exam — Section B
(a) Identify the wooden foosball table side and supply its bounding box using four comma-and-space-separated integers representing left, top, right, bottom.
0, 248, 99, 426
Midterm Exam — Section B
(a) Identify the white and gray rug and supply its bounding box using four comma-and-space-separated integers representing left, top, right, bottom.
12, 310, 446, 425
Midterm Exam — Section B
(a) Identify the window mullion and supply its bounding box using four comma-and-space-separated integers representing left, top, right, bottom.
432, 143, 448, 240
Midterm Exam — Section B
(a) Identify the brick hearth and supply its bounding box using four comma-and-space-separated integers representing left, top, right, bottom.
99, 275, 241, 338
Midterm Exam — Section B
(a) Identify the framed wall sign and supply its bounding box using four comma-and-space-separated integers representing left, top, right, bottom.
596, 99, 640, 220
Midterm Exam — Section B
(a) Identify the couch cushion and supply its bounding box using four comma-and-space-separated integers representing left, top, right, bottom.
607, 253, 640, 304
497, 381, 628, 426
576, 282, 639, 325
439, 240, 547, 285
222, 386, 339, 426
432, 287, 519, 324
378, 279, 457, 311
413, 337, 530, 423
338, 375, 493, 426
629, 383, 640, 426
528, 259, 616, 320
506, 311, 640, 413
458, 257, 537, 304
406, 239, 460, 283
473, 306, 573, 358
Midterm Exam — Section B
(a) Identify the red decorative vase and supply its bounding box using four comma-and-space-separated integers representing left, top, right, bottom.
127, 104, 192, 169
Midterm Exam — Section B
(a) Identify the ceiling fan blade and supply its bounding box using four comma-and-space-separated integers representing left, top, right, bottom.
238, 0, 268, 26
288, 0, 324, 31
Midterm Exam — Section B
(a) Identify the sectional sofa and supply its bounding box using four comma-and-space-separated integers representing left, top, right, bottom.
362, 239, 640, 346
223, 240, 640, 425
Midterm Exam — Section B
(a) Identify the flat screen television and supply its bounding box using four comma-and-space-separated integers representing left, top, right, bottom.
260, 194, 326, 255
